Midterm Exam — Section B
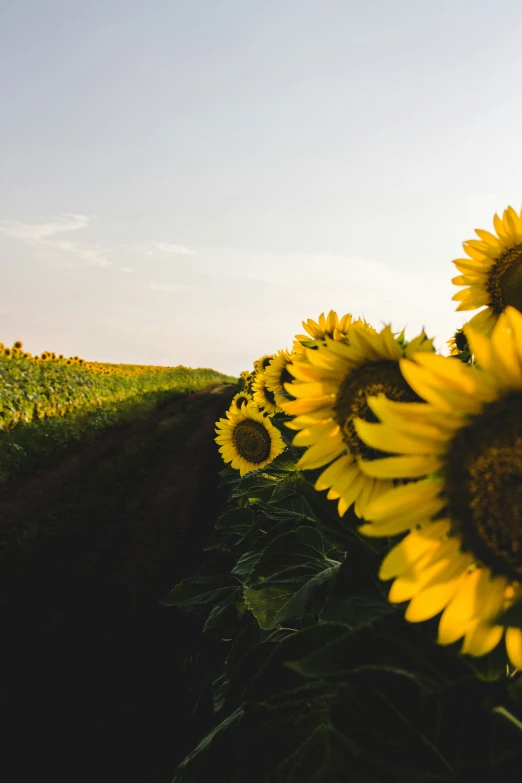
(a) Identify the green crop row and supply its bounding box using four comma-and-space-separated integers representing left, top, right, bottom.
0, 352, 236, 484
0, 353, 235, 432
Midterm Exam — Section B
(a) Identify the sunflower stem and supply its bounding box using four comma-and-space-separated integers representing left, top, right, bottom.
492, 705, 522, 734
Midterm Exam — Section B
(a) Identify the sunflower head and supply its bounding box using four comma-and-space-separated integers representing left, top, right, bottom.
447, 327, 469, 355
254, 354, 276, 375
252, 372, 283, 415
241, 371, 255, 392
231, 391, 253, 411
215, 402, 285, 476
264, 349, 298, 404
355, 306, 522, 669
282, 324, 434, 518
13, 340, 23, 350
3, 347, 12, 358
293, 310, 373, 352
452, 207, 522, 336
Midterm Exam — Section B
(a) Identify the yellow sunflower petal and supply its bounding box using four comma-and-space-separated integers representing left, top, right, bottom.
387, 538, 461, 603
378, 524, 449, 581
437, 567, 484, 645
359, 494, 445, 536
357, 454, 440, 479
405, 561, 471, 623
292, 422, 342, 447
355, 419, 447, 456
365, 480, 441, 523
296, 439, 345, 470
505, 627, 522, 669
314, 454, 354, 491
465, 307, 497, 336
462, 622, 504, 657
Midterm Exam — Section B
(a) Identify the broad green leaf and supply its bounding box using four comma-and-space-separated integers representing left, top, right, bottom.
173, 708, 244, 783
160, 574, 239, 613
215, 506, 256, 536
244, 526, 340, 630
232, 549, 265, 582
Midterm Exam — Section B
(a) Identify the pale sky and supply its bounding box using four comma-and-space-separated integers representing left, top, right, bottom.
1, 0, 522, 375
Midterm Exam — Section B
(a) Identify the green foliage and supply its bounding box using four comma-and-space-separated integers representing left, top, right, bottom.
0, 353, 233, 432
164, 411, 522, 782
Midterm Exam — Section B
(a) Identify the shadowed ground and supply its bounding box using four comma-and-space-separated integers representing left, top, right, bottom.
0, 385, 236, 783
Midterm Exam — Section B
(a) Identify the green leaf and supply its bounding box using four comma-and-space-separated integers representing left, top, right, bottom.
244, 526, 339, 630
320, 559, 393, 628
284, 618, 474, 687
232, 549, 265, 583
173, 708, 244, 783
160, 574, 240, 613
249, 525, 327, 581
202, 598, 244, 632
229, 473, 281, 501
215, 506, 256, 536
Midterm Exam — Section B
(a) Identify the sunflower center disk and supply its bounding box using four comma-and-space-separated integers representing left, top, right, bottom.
280, 366, 294, 388
488, 245, 522, 314
279, 366, 295, 399
454, 329, 469, 353
232, 420, 272, 463
444, 393, 522, 579
263, 386, 276, 405
334, 360, 421, 461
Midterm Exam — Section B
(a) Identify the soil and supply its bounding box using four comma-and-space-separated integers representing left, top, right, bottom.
0, 384, 236, 783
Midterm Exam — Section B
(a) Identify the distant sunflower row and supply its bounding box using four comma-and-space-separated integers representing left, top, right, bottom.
216, 206, 522, 670
0, 340, 195, 376
0, 339, 223, 431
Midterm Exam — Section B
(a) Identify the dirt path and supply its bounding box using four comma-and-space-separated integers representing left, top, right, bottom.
1, 384, 236, 783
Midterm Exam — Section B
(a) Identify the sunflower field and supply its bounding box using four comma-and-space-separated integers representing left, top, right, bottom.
166, 207, 522, 782
0, 342, 233, 483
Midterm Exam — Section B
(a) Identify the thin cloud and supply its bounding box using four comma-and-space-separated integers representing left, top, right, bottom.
0, 213, 92, 241
0, 213, 112, 268
153, 242, 195, 256
118, 266, 135, 273
42, 239, 111, 268
148, 281, 190, 293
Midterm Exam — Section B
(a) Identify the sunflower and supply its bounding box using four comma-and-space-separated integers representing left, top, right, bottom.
293, 310, 372, 352
452, 207, 522, 336
282, 325, 434, 518
241, 371, 255, 393
230, 391, 253, 411
13, 340, 23, 350
215, 402, 285, 476
354, 306, 522, 668
447, 327, 469, 357
252, 372, 283, 415
254, 354, 276, 374
264, 349, 297, 405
